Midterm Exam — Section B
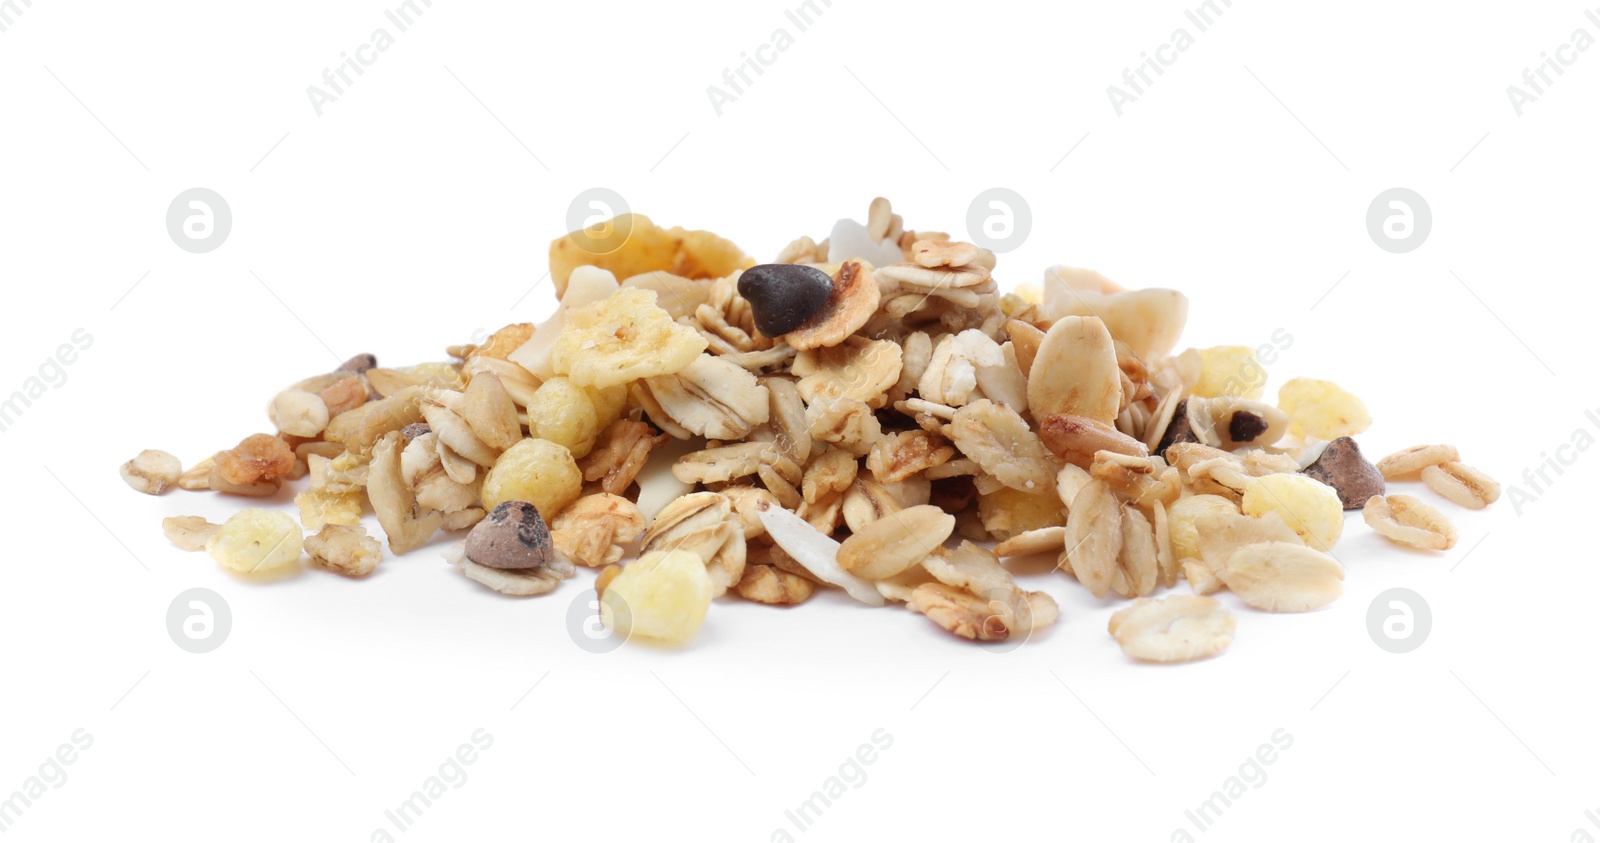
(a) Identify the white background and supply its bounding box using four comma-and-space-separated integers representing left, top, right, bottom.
2, 1, 1597, 840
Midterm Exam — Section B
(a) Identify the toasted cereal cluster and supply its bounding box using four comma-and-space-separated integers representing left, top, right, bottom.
128, 198, 1500, 657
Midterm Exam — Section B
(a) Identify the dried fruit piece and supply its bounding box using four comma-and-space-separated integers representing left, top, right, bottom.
550, 287, 708, 388
836, 505, 955, 580
1219, 542, 1344, 613
295, 487, 362, 530
549, 213, 751, 300
1193, 346, 1267, 400
1376, 444, 1460, 479
600, 550, 714, 644
784, 260, 880, 350
305, 524, 382, 577
481, 438, 582, 519
1108, 596, 1236, 663
1278, 377, 1372, 440
1301, 436, 1386, 509
163, 515, 219, 552
206, 509, 303, 574
1421, 462, 1501, 510
1241, 473, 1345, 552
1027, 315, 1122, 425
1363, 494, 1458, 551
120, 450, 182, 495
215, 433, 296, 486
1167, 495, 1239, 561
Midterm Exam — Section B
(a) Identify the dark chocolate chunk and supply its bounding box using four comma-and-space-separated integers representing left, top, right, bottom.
737, 264, 834, 337
1155, 398, 1198, 456
337, 353, 377, 375
1228, 411, 1269, 444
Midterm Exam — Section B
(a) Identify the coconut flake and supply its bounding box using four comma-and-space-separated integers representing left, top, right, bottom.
757, 503, 885, 607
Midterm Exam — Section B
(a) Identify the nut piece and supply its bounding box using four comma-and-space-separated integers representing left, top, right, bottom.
1363, 494, 1459, 551
784, 260, 881, 350
270, 390, 331, 438
735, 564, 815, 605
305, 524, 383, 577
1421, 462, 1501, 510
465, 501, 554, 570
121, 450, 183, 495
837, 505, 955, 580
1218, 542, 1344, 613
162, 515, 219, 552
1027, 315, 1122, 425
550, 494, 648, 569
206, 509, 304, 574
1108, 596, 1236, 663
600, 550, 714, 644
1376, 444, 1460, 480
1039, 413, 1149, 470
1301, 436, 1386, 509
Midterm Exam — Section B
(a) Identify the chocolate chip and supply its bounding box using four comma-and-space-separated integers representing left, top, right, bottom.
336, 353, 377, 375
1156, 399, 1197, 456
464, 501, 553, 570
1228, 411, 1269, 444
400, 423, 431, 440
737, 264, 833, 337
1302, 437, 1386, 510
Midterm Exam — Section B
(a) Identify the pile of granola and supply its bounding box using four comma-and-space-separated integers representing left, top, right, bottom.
124, 198, 1501, 660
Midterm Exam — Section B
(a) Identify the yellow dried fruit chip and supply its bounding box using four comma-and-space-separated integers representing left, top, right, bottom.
1278, 377, 1371, 440
1242, 472, 1345, 552
295, 487, 363, 530
1166, 494, 1238, 561
1193, 346, 1267, 400
600, 549, 713, 645
548, 213, 753, 299
978, 487, 1066, 541
206, 509, 303, 574
481, 438, 582, 519
550, 288, 708, 388
526, 377, 601, 458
